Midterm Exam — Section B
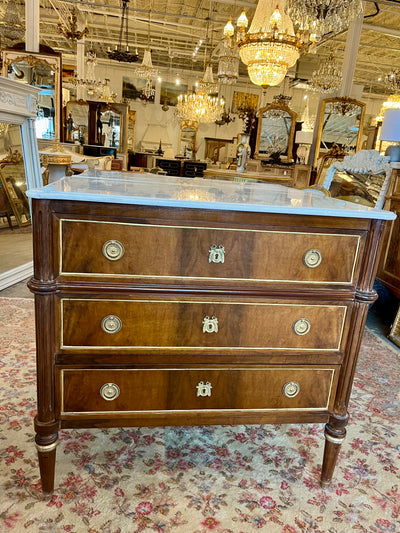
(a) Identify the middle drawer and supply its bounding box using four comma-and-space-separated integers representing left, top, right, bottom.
59, 297, 349, 353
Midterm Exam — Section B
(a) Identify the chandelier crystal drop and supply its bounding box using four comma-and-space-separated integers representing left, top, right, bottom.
309, 51, 342, 94
176, 90, 225, 123
237, 0, 313, 88
288, 0, 364, 42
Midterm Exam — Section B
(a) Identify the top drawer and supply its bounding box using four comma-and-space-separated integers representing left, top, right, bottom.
58, 219, 363, 286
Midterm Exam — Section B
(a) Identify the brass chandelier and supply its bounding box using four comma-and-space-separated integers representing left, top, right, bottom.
58, 7, 89, 42
176, 91, 225, 123
237, 0, 313, 88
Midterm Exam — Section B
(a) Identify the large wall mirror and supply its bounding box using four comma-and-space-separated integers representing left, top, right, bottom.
87, 101, 128, 153
178, 120, 198, 157
65, 100, 89, 144
1, 49, 62, 142
255, 96, 297, 162
321, 150, 391, 209
314, 97, 366, 167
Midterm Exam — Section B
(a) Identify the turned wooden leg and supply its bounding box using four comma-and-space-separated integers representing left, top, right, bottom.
34, 418, 59, 495
320, 414, 348, 488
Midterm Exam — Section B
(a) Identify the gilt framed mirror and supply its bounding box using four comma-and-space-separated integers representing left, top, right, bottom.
321, 150, 391, 209
1, 49, 62, 142
127, 110, 136, 152
178, 120, 198, 157
255, 96, 297, 162
314, 97, 366, 167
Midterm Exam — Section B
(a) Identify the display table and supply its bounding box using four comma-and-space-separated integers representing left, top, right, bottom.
27, 174, 395, 494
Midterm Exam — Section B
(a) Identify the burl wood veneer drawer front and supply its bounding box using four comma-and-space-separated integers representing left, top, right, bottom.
58, 367, 339, 415
59, 219, 362, 285
60, 298, 347, 351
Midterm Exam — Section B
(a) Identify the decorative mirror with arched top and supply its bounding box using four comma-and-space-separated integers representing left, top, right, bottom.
178, 120, 198, 157
313, 97, 366, 167
255, 95, 297, 162
1, 49, 62, 142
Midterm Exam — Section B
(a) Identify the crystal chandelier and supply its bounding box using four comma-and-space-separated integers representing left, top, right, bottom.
376, 94, 400, 123
288, 0, 363, 42
0, 0, 24, 41
141, 79, 156, 101
135, 49, 159, 80
176, 90, 225, 123
237, 0, 313, 88
385, 69, 400, 93
217, 18, 240, 85
309, 50, 342, 94
63, 49, 105, 98
197, 64, 219, 95
98, 79, 117, 103
330, 97, 360, 117
58, 7, 89, 42
107, 0, 138, 63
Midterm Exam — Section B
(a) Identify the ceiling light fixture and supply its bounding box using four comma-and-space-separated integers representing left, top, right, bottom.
107, 0, 138, 63
309, 50, 342, 94
237, 0, 314, 88
288, 0, 363, 42
135, 9, 159, 80
217, 17, 240, 85
385, 69, 400, 93
58, 6, 89, 42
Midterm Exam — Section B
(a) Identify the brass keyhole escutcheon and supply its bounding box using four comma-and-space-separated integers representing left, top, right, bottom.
282, 381, 300, 398
303, 249, 322, 268
100, 383, 120, 401
102, 240, 125, 261
293, 318, 311, 336
101, 315, 122, 334
209, 245, 225, 264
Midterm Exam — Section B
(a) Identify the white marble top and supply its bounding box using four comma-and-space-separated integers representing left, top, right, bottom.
27, 172, 396, 220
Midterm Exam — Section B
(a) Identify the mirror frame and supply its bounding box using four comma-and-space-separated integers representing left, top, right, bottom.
315, 144, 347, 185
255, 102, 297, 162
127, 110, 136, 152
321, 149, 392, 209
0, 152, 30, 226
1, 49, 62, 142
314, 96, 366, 167
65, 99, 90, 145
178, 120, 198, 156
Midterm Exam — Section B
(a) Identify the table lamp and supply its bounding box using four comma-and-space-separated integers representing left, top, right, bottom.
380, 108, 400, 162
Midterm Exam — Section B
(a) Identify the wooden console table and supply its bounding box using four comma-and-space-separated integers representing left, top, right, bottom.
27, 175, 395, 494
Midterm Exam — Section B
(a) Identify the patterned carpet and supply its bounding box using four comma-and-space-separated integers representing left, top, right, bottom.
0, 297, 399, 533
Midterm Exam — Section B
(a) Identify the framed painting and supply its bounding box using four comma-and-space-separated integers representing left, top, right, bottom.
160, 81, 188, 106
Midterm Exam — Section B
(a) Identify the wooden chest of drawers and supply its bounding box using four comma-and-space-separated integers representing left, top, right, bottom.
27, 175, 394, 494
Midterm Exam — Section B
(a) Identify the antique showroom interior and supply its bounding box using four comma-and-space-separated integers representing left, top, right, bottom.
1, 0, 400, 529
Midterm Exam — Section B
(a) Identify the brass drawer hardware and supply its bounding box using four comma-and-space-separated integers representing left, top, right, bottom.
100, 383, 120, 401
209, 244, 225, 263
293, 318, 311, 336
101, 315, 122, 334
196, 381, 212, 397
282, 381, 300, 398
202, 315, 219, 333
102, 240, 125, 261
303, 249, 322, 268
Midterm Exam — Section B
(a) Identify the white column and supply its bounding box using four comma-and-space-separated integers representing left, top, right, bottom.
340, 4, 365, 97
76, 39, 86, 100
25, 0, 40, 52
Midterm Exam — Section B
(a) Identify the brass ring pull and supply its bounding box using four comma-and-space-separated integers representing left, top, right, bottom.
282, 381, 300, 398
102, 240, 125, 261
202, 316, 219, 333
100, 383, 120, 401
208, 245, 225, 263
293, 318, 311, 336
303, 249, 322, 268
101, 315, 122, 334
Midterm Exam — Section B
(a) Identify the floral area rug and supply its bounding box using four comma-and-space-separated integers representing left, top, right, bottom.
0, 297, 399, 533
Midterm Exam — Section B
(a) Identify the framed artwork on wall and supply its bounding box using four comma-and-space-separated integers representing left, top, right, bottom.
232, 91, 259, 114
122, 77, 155, 103
160, 81, 188, 106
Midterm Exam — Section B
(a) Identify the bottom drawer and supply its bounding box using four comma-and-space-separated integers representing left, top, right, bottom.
58, 366, 339, 416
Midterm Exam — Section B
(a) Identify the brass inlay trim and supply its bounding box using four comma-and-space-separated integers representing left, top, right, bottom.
58, 218, 361, 285
59, 367, 336, 416
325, 433, 346, 445
60, 298, 347, 351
